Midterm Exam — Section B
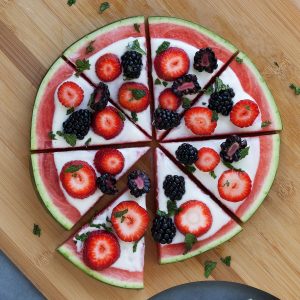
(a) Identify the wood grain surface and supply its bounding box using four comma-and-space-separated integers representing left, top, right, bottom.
1, 1, 300, 299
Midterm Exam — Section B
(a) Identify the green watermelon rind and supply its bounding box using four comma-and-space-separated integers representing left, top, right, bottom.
57, 245, 144, 289
235, 52, 283, 131
31, 154, 74, 230
30, 57, 66, 151
63, 16, 145, 58
160, 223, 242, 264
240, 134, 280, 222
148, 16, 238, 54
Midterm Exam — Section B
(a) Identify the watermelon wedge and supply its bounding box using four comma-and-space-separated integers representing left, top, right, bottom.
162, 134, 280, 222
153, 148, 242, 263
31, 147, 149, 229
57, 188, 147, 289
63, 16, 152, 138
149, 16, 238, 140
163, 52, 282, 142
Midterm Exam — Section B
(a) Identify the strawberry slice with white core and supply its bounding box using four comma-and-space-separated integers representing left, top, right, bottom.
218, 170, 252, 202
57, 81, 84, 108
95, 53, 122, 82
111, 201, 149, 242
158, 88, 181, 111
94, 148, 124, 175
83, 230, 120, 270
195, 147, 220, 172
174, 200, 212, 237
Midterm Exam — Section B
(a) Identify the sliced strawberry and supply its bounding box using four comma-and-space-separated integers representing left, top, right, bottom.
57, 81, 84, 108
118, 82, 150, 113
111, 201, 149, 242
154, 47, 189, 81
218, 170, 252, 202
60, 160, 96, 199
195, 147, 220, 172
174, 200, 212, 237
230, 100, 259, 128
94, 148, 125, 175
95, 53, 122, 82
184, 107, 217, 135
92, 106, 124, 139
83, 230, 120, 270
158, 88, 181, 111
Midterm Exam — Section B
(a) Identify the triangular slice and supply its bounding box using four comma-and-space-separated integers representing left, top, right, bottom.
58, 187, 148, 289
63, 16, 152, 137
31, 146, 149, 229
162, 134, 280, 222
153, 148, 241, 264
31, 57, 150, 151
149, 16, 238, 140
163, 52, 282, 142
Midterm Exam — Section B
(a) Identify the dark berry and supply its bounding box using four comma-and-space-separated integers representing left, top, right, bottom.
127, 170, 151, 198
63, 109, 92, 140
89, 82, 110, 112
175, 143, 198, 165
220, 135, 248, 163
151, 215, 176, 244
153, 108, 180, 130
96, 174, 118, 195
163, 175, 185, 201
208, 88, 235, 116
193, 47, 218, 73
121, 51, 143, 79
171, 74, 201, 97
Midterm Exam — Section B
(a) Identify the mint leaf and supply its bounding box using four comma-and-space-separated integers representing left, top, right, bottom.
86, 40, 95, 54
162, 81, 168, 87
75, 232, 89, 241
131, 112, 138, 122
239, 146, 250, 160
220, 255, 231, 266
211, 110, 219, 121
289, 83, 300, 95
134, 23, 140, 33
48, 131, 56, 140
99, 2, 110, 14
67, 0, 76, 6
114, 209, 128, 221
245, 105, 250, 111
65, 164, 82, 173
223, 180, 230, 187
133, 240, 139, 253
57, 132, 77, 146
156, 41, 170, 54
204, 85, 213, 95
117, 110, 126, 121
167, 200, 181, 216
261, 120, 272, 128
75, 59, 90, 77
235, 56, 243, 64
214, 77, 229, 93
204, 260, 217, 278
222, 161, 244, 172
154, 78, 161, 85
186, 165, 196, 173
33, 224, 41, 237
209, 171, 217, 179
66, 107, 74, 115
127, 39, 146, 55
84, 137, 91, 146
182, 97, 192, 109
157, 210, 167, 217
131, 89, 146, 100
184, 233, 197, 254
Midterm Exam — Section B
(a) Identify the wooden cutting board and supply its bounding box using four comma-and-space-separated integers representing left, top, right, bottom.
0, 0, 299, 299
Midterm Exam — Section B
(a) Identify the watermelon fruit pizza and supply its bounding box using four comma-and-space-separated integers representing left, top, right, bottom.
29, 16, 282, 288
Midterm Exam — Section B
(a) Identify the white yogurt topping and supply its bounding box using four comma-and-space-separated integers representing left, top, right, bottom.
74, 189, 146, 272
163, 137, 260, 213
53, 147, 149, 215
155, 148, 232, 245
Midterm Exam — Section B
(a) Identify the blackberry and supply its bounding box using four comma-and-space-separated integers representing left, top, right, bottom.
220, 135, 248, 163
208, 88, 235, 116
163, 175, 185, 201
121, 51, 143, 79
153, 108, 180, 130
63, 109, 92, 140
151, 215, 176, 244
193, 48, 218, 73
96, 174, 118, 195
127, 170, 151, 197
175, 143, 198, 165
89, 82, 109, 111
171, 74, 201, 97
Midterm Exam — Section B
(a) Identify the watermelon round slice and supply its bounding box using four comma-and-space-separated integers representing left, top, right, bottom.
162, 134, 280, 222
153, 148, 242, 264
31, 147, 149, 229
57, 188, 146, 289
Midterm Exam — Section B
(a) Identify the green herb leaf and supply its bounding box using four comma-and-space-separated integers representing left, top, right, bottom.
204, 260, 217, 278
186, 165, 196, 173
99, 2, 110, 14
156, 41, 170, 54
261, 120, 272, 128
75, 232, 89, 241
235, 56, 243, 64
133, 23, 140, 33
239, 146, 250, 160
66, 107, 74, 115
214, 77, 229, 93
289, 83, 300, 95
184, 233, 197, 254
222, 161, 244, 172
131, 112, 138, 122
204, 85, 213, 95
211, 110, 219, 122
245, 105, 250, 111
67, 0, 76, 6
182, 97, 192, 109
63, 133, 77, 146
86, 40, 95, 54
209, 171, 217, 179
167, 200, 181, 216
162, 81, 168, 87
114, 209, 128, 220
75, 59, 91, 77
133, 240, 139, 253
56, 131, 63, 137
157, 210, 167, 217
131, 89, 146, 100
33, 224, 41, 237
84, 137, 91, 146
223, 180, 230, 187
48, 131, 56, 140
65, 164, 83, 173
127, 39, 146, 55
220, 255, 231, 266
117, 110, 126, 121
154, 78, 161, 85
